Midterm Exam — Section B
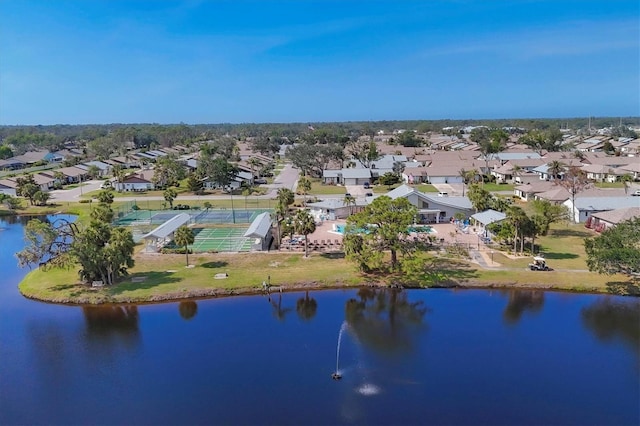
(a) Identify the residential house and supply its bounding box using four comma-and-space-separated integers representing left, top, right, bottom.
564, 196, 640, 223
203, 170, 253, 191
423, 165, 464, 184
56, 166, 90, 184
12, 150, 60, 165
620, 163, 640, 180
114, 172, 155, 192
386, 184, 473, 223
322, 168, 372, 186
586, 207, 640, 232
81, 160, 112, 177
31, 173, 57, 191
306, 198, 367, 220
0, 179, 18, 196
581, 164, 626, 183
514, 181, 556, 201
0, 158, 25, 170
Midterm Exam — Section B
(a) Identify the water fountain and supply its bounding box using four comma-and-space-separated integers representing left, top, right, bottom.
332, 321, 348, 380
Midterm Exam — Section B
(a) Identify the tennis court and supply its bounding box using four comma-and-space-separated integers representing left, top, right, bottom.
164, 226, 254, 252
115, 208, 272, 226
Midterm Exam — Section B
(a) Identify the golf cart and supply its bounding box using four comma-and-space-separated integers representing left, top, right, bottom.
529, 256, 552, 271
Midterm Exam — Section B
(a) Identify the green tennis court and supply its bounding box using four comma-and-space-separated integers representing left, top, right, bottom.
190, 226, 254, 252
115, 208, 273, 226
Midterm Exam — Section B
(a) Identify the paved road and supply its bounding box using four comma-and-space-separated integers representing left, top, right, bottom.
49, 180, 104, 202
65, 164, 302, 203
265, 163, 299, 195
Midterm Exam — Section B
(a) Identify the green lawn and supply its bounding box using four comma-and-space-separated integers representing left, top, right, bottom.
20, 252, 364, 304
595, 182, 625, 189
483, 183, 515, 191
308, 179, 351, 195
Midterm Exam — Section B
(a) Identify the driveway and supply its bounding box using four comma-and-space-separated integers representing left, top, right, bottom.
49, 180, 104, 202
264, 163, 299, 195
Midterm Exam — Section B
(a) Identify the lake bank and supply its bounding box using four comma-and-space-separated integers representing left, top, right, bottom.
18, 251, 638, 305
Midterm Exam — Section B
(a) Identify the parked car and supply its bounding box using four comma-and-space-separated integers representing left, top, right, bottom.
255, 178, 267, 184
365, 192, 373, 197
363, 182, 370, 188
632, 190, 640, 196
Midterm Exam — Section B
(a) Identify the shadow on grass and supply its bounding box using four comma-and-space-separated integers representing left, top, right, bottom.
321, 252, 345, 259
201, 261, 229, 269
540, 252, 579, 260
606, 281, 640, 296
52, 282, 94, 298
109, 271, 182, 294
550, 228, 591, 238
397, 257, 480, 287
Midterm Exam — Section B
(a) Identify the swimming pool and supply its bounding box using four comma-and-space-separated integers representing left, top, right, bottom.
332, 224, 435, 235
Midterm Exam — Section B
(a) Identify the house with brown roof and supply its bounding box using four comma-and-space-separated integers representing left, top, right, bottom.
56, 166, 90, 183
514, 181, 556, 201
587, 207, 640, 231
0, 179, 18, 196
114, 173, 155, 192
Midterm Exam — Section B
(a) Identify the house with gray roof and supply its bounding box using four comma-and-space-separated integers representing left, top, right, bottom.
322, 168, 372, 186
564, 196, 640, 223
386, 184, 473, 223
306, 198, 367, 220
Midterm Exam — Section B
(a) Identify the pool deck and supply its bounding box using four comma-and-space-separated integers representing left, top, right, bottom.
282, 219, 500, 265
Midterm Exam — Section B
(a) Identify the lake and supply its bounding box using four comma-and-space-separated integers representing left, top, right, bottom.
1, 216, 638, 425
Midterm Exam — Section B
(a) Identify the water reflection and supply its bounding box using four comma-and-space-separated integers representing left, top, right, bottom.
502, 290, 545, 325
82, 305, 140, 348
345, 288, 428, 355
178, 301, 198, 320
296, 291, 317, 321
269, 292, 293, 321
581, 298, 640, 356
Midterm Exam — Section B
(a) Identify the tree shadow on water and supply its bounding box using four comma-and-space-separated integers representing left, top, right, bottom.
200, 261, 229, 269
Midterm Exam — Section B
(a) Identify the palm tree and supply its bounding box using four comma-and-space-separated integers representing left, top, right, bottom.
458, 168, 477, 196
620, 173, 633, 194
343, 193, 356, 215
506, 205, 528, 254
294, 209, 317, 257
112, 164, 125, 183
298, 176, 312, 206
275, 188, 295, 247
547, 161, 566, 181
174, 225, 195, 266
163, 188, 177, 209
247, 157, 262, 179
511, 165, 523, 184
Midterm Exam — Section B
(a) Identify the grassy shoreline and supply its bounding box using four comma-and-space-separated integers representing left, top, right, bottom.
18, 251, 638, 306
8, 201, 639, 304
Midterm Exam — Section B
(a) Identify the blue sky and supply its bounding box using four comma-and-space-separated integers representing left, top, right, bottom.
1, 0, 638, 125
